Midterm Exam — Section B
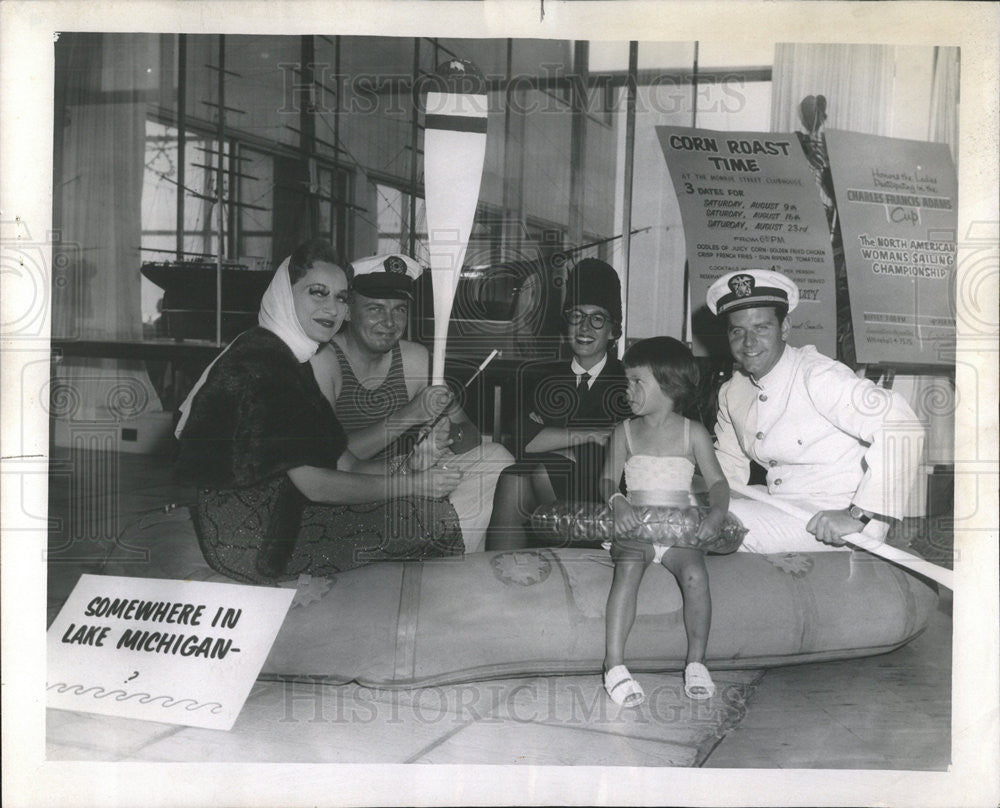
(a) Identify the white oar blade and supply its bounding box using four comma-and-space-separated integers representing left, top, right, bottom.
423, 61, 488, 384
730, 483, 954, 589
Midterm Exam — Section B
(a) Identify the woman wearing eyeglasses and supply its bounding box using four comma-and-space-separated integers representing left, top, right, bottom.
485, 259, 632, 550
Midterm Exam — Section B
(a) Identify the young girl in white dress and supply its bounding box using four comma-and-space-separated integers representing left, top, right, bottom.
599, 337, 731, 706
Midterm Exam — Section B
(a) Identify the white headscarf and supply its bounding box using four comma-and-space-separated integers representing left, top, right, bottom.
258, 255, 322, 363
174, 256, 321, 437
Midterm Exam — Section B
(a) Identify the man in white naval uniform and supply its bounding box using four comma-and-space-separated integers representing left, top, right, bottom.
706, 270, 924, 553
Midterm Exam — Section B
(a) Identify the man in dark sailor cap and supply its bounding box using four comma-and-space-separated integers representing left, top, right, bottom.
349, 253, 422, 301
310, 253, 514, 553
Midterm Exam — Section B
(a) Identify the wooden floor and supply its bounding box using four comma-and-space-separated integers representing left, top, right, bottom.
705, 590, 951, 768
44, 448, 952, 768
46, 669, 768, 766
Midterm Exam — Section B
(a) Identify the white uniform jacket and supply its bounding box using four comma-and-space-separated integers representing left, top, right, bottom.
715, 344, 925, 525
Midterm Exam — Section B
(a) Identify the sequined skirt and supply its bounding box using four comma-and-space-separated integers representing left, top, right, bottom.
192, 476, 464, 584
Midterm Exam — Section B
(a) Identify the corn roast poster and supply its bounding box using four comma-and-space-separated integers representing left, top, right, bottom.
825, 130, 957, 366
47, 575, 295, 730
657, 125, 838, 358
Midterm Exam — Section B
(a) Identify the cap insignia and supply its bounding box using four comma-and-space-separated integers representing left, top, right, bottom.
383, 256, 407, 274
729, 273, 754, 298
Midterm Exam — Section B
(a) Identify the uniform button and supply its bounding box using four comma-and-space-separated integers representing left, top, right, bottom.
759, 393, 768, 402
769, 460, 778, 467
774, 478, 783, 486
755, 431, 764, 440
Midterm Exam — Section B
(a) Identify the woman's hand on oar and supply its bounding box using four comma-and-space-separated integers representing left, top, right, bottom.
405, 467, 463, 499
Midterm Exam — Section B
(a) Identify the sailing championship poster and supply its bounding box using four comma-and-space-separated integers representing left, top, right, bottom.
825, 130, 958, 366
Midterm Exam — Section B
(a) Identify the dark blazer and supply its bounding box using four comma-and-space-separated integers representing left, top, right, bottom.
515, 356, 630, 450
512, 356, 631, 501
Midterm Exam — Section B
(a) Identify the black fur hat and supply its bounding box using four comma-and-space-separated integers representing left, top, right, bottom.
565, 258, 622, 326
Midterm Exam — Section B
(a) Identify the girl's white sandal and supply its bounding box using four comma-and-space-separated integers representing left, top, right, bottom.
604, 664, 645, 707
684, 662, 716, 700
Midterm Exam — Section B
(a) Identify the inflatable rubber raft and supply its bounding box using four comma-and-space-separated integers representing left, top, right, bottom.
96, 510, 938, 688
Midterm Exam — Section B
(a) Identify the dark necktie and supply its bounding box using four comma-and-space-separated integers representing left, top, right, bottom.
575, 372, 591, 416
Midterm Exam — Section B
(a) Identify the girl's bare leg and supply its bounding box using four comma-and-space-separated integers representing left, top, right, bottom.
604, 557, 648, 670
661, 547, 711, 665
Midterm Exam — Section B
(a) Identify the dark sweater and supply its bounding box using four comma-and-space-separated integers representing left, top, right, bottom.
176, 327, 346, 489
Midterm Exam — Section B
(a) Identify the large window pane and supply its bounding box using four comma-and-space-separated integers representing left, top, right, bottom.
238, 146, 273, 266
140, 120, 179, 325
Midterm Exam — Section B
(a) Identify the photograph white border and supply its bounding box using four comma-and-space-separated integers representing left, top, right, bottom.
2, 2, 997, 806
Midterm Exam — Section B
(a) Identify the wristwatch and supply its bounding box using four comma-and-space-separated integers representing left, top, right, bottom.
848, 504, 872, 525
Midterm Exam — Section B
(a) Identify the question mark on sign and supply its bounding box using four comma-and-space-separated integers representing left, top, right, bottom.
125, 671, 139, 683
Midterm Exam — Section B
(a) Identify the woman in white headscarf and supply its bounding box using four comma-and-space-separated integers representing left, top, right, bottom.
175, 239, 464, 583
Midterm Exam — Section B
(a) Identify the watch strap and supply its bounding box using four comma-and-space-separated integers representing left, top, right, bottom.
849, 504, 871, 525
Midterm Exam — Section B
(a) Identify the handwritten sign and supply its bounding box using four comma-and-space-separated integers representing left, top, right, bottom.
656, 126, 838, 357
47, 574, 295, 731
825, 130, 957, 365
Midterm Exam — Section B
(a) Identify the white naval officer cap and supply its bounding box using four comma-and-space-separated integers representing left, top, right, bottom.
706, 269, 800, 316
348, 253, 424, 300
